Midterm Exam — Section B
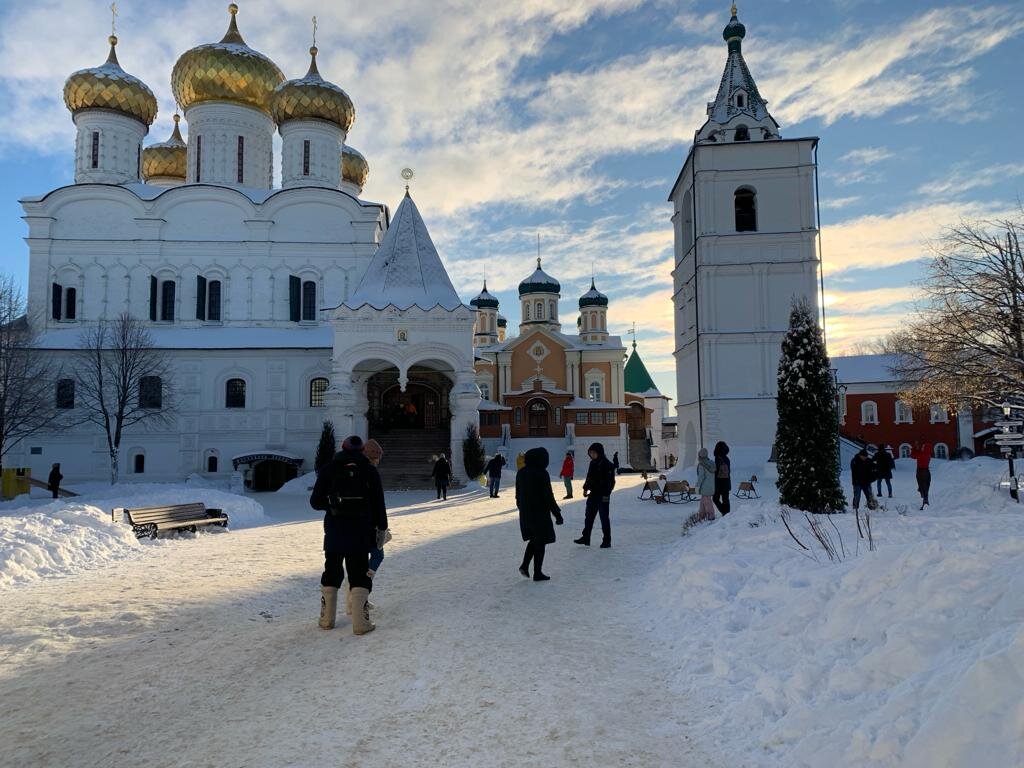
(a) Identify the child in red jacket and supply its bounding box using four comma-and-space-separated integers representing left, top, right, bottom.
910, 441, 932, 510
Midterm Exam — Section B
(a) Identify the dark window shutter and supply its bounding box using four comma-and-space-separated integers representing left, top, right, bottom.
51, 283, 63, 320
289, 276, 301, 322
196, 275, 207, 321
149, 276, 158, 321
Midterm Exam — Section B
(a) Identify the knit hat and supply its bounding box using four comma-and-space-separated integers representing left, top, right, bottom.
341, 435, 364, 452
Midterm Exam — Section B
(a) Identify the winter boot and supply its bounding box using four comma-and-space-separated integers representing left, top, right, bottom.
600, 540, 611, 549
319, 586, 339, 630
574, 536, 590, 546
533, 572, 551, 582
350, 587, 375, 635
519, 564, 530, 578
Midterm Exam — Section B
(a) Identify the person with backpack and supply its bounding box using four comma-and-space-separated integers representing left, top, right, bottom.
516, 447, 564, 581
574, 442, 616, 548
559, 451, 575, 499
485, 453, 506, 498
432, 452, 453, 500
873, 443, 894, 498
850, 447, 877, 513
712, 441, 731, 516
310, 435, 387, 635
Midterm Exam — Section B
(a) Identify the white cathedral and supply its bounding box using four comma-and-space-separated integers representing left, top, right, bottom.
10, 3, 816, 488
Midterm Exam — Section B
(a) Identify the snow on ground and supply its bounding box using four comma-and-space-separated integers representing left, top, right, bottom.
0, 459, 1021, 766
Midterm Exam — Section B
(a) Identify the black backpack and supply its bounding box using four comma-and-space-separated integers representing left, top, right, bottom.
328, 461, 369, 520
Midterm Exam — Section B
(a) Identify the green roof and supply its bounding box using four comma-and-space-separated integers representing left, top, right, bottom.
624, 343, 658, 394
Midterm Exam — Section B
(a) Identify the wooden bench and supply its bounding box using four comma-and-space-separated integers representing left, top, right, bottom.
734, 475, 759, 499
637, 480, 661, 500
660, 480, 697, 504
113, 503, 228, 539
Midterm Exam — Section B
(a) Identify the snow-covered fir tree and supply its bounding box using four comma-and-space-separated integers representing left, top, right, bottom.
775, 299, 846, 513
314, 421, 336, 473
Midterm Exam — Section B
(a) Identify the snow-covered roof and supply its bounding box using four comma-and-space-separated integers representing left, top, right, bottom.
483, 327, 626, 354
477, 400, 511, 411
503, 387, 573, 397
342, 192, 465, 312
35, 325, 332, 350
518, 258, 561, 296
578, 279, 608, 308
470, 281, 500, 309
564, 397, 621, 410
833, 354, 900, 384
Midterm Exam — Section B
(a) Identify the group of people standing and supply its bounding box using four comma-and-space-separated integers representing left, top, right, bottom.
849, 440, 933, 512
694, 442, 732, 522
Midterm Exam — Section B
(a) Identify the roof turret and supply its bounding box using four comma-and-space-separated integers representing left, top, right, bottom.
271, 46, 354, 131
63, 35, 157, 127
518, 258, 561, 296
470, 281, 500, 309
624, 341, 660, 395
579, 278, 608, 308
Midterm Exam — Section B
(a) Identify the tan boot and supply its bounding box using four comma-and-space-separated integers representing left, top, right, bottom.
319, 586, 338, 630
350, 587, 375, 635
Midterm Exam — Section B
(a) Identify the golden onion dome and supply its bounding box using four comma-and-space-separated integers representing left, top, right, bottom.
142, 114, 187, 181
63, 35, 158, 126
171, 4, 285, 116
271, 47, 355, 131
341, 145, 369, 188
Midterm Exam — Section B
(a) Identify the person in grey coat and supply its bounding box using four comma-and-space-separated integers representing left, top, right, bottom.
696, 448, 716, 522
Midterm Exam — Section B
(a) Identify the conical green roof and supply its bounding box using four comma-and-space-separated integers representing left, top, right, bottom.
624, 342, 658, 394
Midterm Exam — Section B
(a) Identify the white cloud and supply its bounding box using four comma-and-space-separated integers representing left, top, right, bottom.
839, 147, 894, 166
821, 195, 862, 210
919, 162, 1024, 198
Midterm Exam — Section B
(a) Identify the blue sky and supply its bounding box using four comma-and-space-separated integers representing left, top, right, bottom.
1, 0, 1022, 402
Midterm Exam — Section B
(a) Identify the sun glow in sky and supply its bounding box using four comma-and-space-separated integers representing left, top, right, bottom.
0, 0, 1022, 401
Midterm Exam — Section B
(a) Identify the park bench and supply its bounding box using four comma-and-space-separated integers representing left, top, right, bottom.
638, 480, 661, 500
734, 476, 759, 499
113, 502, 228, 540
660, 480, 697, 504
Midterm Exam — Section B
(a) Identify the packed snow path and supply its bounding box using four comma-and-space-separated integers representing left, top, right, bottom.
0, 479, 721, 767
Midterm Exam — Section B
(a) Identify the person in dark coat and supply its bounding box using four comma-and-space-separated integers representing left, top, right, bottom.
432, 453, 453, 500
873, 443, 894, 498
850, 448, 877, 512
485, 454, 506, 498
47, 463, 62, 499
310, 435, 388, 634
516, 447, 563, 581
712, 441, 731, 516
612, 451, 620, 474
575, 442, 616, 548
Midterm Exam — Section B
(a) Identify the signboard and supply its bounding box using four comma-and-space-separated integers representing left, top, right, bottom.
996, 420, 1024, 428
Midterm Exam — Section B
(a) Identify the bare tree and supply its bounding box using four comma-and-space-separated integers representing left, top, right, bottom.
74, 313, 175, 484
889, 213, 1024, 409
0, 275, 64, 475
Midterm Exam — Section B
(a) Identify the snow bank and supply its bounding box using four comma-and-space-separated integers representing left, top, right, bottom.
646, 458, 1024, 767
277, 474, 316, 495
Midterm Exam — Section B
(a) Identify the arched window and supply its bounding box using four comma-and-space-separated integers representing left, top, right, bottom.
139, 376, 162, 409
895, 400, 914, 424
133, 453, 145, 474
933, 443, 948, 460
734, 124, 750, 142
65, 287, 77, 320
549, 300, 556, 319
479, 382, 491, 401
929, 404, 948, 423
535, 301, 543, 320
302, 280, 317, 322
160, 280, 176, 322
309, 377, 329, 407
899, 443, 912, 459
736, 93, 745, 108
207, 455, 219, 473
207, 279, 222, 322
56, 379, 75, 409
735, 187, 757, 232
523, 303, 531, 321
860, 400, 878, 425
589, 381, 602, 402
225, 378, 246, 409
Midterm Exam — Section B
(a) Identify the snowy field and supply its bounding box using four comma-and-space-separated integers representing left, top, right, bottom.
0, 458, 1022, 767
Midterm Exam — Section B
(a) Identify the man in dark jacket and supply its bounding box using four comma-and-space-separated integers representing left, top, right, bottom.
485, 454, 506, 498
516, 447, 563, 581
575, 442, 616, 548
850, 448, 877, 512
47, 463, 63, 499
310, 435, 387, 635
432, 453, 453, 501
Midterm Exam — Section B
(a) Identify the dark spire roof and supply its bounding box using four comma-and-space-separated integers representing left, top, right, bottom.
470, 281, 500, 309
518, 257, 561, 296
578, 278, 608, 308
624, 341, 659, 394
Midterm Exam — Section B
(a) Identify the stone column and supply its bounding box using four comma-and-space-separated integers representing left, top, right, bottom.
448, 371, 482, 484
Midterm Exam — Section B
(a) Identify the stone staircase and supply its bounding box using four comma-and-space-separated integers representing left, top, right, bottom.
628, 438, 655, 472
370, 429, 452, 490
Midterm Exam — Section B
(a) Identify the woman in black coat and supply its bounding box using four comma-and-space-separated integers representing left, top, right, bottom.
873, 444, 894, 498
432, 454, 452, 500
515, 447, 563, 581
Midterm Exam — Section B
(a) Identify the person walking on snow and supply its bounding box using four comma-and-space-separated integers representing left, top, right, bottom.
559, 451, 575, 499
485, 453, 506, 498
850, 447, 877, 512
696, 448, 716, 522
516, 447, 564, 581
575, 442, 616, 548
873, 443, 894, 498
47, 463, 62, 499
910, 440, 933, 510
712, 441, 731, 516
360, 439, 389, 615
310, 435, 388, 635
432, 453, 453, 501
612, 451, 620, 475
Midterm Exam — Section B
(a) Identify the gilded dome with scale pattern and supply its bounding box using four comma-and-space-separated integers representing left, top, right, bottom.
272, 47, 355, 131
63, 36, 157, 126
171, 4, 285, 116
341, 145, 369, 188
142, 114, 187, 181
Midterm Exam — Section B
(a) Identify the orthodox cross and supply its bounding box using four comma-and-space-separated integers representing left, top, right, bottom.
110, 2, 118, 36
627, 321, 638, 349
311, 15, 318, 47
534, 363, 544, 380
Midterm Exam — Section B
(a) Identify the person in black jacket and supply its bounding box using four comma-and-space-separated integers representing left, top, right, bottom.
47, 463, 62, 499
432, 453, 453, 500
516, 447, 563, 581
485, 454, 506, 498
873, 443, 894, 498
712, 441, 731, 516
850, 448, 877, 512
310, 435, 388, 635
575, 442, 616, 548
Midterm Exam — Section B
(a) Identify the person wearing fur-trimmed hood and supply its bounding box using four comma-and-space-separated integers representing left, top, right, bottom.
516, 447, 563, 581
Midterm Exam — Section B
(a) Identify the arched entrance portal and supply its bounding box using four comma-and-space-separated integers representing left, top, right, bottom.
367, 366, 452, 433
628, 403, 647, 439
527, 398, 550, 436
252, 459, 298, 492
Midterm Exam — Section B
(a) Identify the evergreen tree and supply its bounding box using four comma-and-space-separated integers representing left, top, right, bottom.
776, 299, 847, 513
462, 423, 486, 479
314, 420, 336, 473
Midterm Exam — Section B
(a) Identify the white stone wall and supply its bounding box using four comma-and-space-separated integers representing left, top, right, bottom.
72, 110, 147, 184
184, 102, 275, 188
280, 120, 344, 189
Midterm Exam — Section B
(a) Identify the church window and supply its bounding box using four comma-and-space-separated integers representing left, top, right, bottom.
64, 287, 77, 320
56, 379, 75, 409
207, 280, 222, 322
160, 280, 176, 322
139, 376, 162, 409
302, 280, 317, 321
734, 124, 750, 142
479, 382, 490, 401
523, 303, 530, 321
133, 453, 145, 474
549, 301, 556, 319
605, 411, 617, 424
207, 454, 219, 473
860, 400, 878, 425
899, 443, 912, 459
736, 93, 745, 108
237, 136, 245, 184
535, 301, 544, 320
554, 407, 561, 426
575, 412, 590, 425
51, 283, 63, 320
934, 443, 949, 460
225, 379, 246, 409
734, 187, 757, 232
309, 377, 329, 407
589, 381, 603, 402
489, 315, 495, 332
895, 400, 914, 424
303, 140, 311, 176
929, 404, 948, 423
514, 407, 522, 426
195, 136, 202, 182
90, 132, 99, 168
